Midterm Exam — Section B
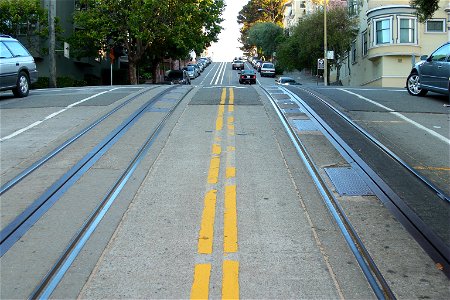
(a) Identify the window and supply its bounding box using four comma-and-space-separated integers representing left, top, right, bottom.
3, 41, 31, 57
362, 30, 368, 56
0, 43, 13, 59
429, 44, 449, 62
351, 40, 357, 63
426, 19, 445, 33
398, 17, 416, 43
375, 18, 392, 45
349, 0, 358, 16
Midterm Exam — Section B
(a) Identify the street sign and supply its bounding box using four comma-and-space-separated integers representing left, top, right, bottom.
317, 58, 324, 70
64, 42, 69, 58
327, 51, 334, 60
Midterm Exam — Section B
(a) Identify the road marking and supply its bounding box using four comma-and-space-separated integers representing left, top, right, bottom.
228, 87, 234, 106
226, 167, 236, 179
191, 264, 212, 299
222, 260, 239, 300
0, 88, 120, 142
198, 190, 217, 254
224, 185, 238, 253
208, 156, 220, 184
414, 166, 450, 171
339, 88, 450, 146
220, 87, 227, 105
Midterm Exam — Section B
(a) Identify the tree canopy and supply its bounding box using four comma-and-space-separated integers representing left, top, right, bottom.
69, 0, 224, 84
410, 0, 440, 22
276, 6, 358, 83
237, 0, 289, 53
247, 22, 284, 60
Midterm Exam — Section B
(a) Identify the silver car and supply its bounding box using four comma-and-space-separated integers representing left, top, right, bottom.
0, 35, 38, 97
406, 42, 449, 97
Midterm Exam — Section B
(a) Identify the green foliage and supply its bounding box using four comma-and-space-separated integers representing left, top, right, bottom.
247, 22, 284, 59
70, 0, 224, 84
31, 76, 87, 89
276, 6, 358, 79
237, 0, 289, 52
410, 0, 440, 22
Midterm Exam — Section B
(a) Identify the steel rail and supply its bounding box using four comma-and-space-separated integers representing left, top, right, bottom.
28, 86, 190, 300
262, 86, 396, 300
287, 87, 449, 277
0, 86, 157, 196
303, 88, 449, 202
0, 86, 177, 257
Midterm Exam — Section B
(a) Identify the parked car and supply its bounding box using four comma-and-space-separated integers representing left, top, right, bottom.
260, 63, 276, 77
275, 77, 301, 85
183, 66, 197, 79
406, 42, 449, 97
164, 70, 191, 85
187, 63, 201, 77
232, 60, 244, 70
239, 69, 256, 84
0, 34, 38, 97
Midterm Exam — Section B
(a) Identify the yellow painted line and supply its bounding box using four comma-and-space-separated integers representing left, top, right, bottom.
220, 87, 227, 105
212, 144, 221, 155
414, 166, 450, 171
227, 146, 235, 152
229, 88, 234, 105
191, 263, 211, 299
222, 260, 239, 300
227, 116, 234, 124
224, 185, 238, 253
198, 190, 217, 254
216, 104, 225, 131
208, 156, 220, 184
226, 167, 236, 179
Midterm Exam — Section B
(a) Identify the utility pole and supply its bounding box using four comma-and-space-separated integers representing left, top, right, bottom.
49, 0, 57, 88
323, 0, 327, 86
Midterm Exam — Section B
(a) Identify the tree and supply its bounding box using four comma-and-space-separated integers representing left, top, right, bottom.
247, 22, 284, 60
70, 0, 224, 84
276, 6, 358, 83
410, 0, 440, 22
237, 0, 289, 54
0, 0, 49, 55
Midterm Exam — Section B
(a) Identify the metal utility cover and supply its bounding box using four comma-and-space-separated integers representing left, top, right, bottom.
292, 119, 318, 131
283, 108, 303, 114
324, 167, 374, 196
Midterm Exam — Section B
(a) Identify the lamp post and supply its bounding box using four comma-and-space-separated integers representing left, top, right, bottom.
323, 0, 327, 86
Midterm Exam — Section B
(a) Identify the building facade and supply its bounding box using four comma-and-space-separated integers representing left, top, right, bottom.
340, 0, 449, 87
282, 0, 449, 87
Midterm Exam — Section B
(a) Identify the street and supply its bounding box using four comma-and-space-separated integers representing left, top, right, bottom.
0, 62, 449, 299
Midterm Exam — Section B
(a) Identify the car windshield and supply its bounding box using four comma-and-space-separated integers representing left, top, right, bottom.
263, 63, 274, 68
242, 70, 255, 74
234, 60, 243, 63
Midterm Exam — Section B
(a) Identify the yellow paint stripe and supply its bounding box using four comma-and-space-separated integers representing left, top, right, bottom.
191, 263, 211, 299
227, 146, 235, 152
198, 190, 217, 254
216, 105, 225, 131
226, 167, 236, 179
220, 87, 226, 105
212, 144, 221, 155
228, 105, 234, 112
229, 88, 234, 105
414, 166, 450, 171
208, 156, 220, 184
224, 185, 238, 253
222, 260, 239, 300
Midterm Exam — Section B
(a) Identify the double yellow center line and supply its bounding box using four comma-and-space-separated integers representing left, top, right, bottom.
191, 88, 239, 299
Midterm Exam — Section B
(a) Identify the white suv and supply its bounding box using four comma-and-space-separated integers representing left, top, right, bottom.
0, 35, 38, 97
260, 63, 276, 77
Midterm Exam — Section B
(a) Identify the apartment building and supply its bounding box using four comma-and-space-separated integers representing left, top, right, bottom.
340, 0, 449, 87
282, 0, 449, 87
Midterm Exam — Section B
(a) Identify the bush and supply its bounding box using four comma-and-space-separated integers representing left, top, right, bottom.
275, 65, 284, 75
31, 76, 87, 89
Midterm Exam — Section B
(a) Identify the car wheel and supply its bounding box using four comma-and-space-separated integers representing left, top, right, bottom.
406, 72, 428, 96
12, 71, 30, 98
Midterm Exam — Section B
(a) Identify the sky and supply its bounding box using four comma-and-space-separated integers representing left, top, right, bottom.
207, 0, 250, 62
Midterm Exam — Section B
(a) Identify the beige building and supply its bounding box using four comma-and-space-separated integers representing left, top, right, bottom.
282, 0, 449, 87
340, 0, 449, 87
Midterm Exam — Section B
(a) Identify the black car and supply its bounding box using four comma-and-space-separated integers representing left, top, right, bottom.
239, 69, 256, 84
406, 42, 449, 97
164, 70, 191, 85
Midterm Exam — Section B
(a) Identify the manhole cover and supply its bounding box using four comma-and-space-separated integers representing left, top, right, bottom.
324, 167, 374, 196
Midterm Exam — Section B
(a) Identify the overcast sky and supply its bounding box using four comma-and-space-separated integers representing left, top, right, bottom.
207, 0, 249, 61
